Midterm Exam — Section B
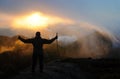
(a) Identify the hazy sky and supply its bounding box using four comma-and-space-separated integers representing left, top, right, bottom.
0, 0, 120, 36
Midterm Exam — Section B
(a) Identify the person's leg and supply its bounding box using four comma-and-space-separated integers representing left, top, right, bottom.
39, 54, 44, 72
32, 53, 38, 72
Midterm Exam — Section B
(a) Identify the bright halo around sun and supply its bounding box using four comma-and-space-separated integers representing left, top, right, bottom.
13, 12, 49, 29
12, 12, 74, 30
26, 13, 49, 26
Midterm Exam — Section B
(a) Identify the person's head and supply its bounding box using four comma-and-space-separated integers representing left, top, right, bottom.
35, 31, 41, 37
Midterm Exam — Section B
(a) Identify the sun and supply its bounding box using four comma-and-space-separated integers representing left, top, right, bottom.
12, 12, 74, 30
26, 13, 49, 27
13, 12, 49, 29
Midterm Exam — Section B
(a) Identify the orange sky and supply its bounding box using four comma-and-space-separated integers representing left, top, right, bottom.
11, 12, 74, 30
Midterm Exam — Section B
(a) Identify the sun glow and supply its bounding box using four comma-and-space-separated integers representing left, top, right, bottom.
12, 12, 74, 30
26, 13, 49, 26
13, 12, 49, 29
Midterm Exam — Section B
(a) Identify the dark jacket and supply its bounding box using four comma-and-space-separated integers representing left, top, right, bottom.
19, 36, 57, 54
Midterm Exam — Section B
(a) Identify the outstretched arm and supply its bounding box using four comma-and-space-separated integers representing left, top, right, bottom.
18, 36, 33, 43
43, 35, 58, 44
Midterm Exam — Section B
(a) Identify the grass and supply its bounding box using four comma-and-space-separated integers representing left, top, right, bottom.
0, 49, 60, 74
61, 58, 120, 79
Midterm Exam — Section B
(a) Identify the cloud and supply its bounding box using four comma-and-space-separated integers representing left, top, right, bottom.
0, 13, 14, 27
11, 12, 74, 29
0, 28, 15, 36
0, 10, 114, 41
0, 11, 74, 37
0, 12, 115, 58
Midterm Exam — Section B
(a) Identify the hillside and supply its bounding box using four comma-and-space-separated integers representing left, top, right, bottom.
2, 58, 120, 79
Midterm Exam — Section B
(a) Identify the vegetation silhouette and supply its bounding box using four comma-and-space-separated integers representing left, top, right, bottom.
18, 32, 58, 73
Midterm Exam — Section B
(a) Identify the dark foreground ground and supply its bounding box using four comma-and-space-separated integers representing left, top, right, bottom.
1, 58, 120, 79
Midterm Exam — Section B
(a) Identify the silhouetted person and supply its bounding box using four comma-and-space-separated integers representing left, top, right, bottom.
18, 32, 58, 73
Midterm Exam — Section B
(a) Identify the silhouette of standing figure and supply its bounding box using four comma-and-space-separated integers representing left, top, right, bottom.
18, 32, 58, 73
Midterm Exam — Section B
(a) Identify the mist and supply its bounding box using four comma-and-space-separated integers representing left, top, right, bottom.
1, 21, 116, 58
45, 22, 113, 58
